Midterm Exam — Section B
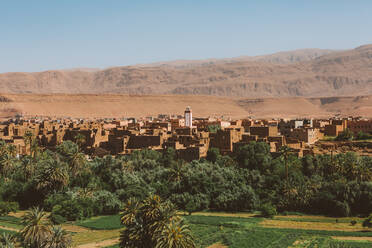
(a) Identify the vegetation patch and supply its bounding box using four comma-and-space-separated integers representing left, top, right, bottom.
76, 215, 122, 230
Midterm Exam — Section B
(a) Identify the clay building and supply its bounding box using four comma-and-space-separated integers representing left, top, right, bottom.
250, 126, 278, 138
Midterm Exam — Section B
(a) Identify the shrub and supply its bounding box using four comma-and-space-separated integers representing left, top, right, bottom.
50, 213, 67, 224
260, 203, 277, 218
335, 129, 353, 141
0, 202, 19, 216
355, 131, 372, 140
92, 190, 122, 215
333, 201, 350, 217
362, 214, 372, 228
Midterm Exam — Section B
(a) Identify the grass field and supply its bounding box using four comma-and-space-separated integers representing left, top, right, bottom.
76, 214, 122, 230
1, 212, 371, 247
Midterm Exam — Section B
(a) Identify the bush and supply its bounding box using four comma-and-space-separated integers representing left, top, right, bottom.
92, 190, 122, 215
50, 213, 67, 224
333, 201, 350, 217
260, 203, 277, 218
335, 129, 353, 141
362, 214, 372, 228
355, 131, 372, 140
50, 198, 94, 221
0, 202, 19, 216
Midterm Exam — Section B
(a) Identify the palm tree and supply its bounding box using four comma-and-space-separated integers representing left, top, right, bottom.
69, 151, 87, 177
30, 139, 41, 159
120, 195, 195, 248
0, 233, 17, 248
56, 141, 87, 177
42, 226, 72, 248
74, 133, 86, 150
5, 145, 17, 158
0, 154, 16, 178
155, 219, 195, 248
20, 207, 51, 248
121, 198, 141, 226
21, 156, 35, 180
23, 131, 33, 156
35, 158, 69, 193
279, 146, 292, 200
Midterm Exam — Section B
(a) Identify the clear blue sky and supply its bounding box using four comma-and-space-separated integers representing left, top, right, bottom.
1, 0, 371, 72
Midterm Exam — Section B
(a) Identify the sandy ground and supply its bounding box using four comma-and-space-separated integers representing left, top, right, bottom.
207, 243, 229, 248
1, 94, 372, 119
76, 238, 119, 248
332, 236, 372, 242
0, 225, 19, 232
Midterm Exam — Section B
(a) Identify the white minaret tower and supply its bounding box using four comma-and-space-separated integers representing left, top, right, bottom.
185, 106, 192, 127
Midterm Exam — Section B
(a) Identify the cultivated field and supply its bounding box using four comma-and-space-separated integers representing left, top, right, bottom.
1, 212, 371, 247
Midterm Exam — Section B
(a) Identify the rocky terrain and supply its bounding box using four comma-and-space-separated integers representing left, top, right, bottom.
0, 45, 371, 97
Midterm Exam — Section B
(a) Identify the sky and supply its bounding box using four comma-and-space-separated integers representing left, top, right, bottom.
1, 0, 371, 72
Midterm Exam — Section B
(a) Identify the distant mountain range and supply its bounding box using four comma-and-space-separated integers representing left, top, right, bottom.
0, 45, 371, 97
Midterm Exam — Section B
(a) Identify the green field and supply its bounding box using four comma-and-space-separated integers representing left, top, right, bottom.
1, 213, 371, 247
76, 214, 122, 230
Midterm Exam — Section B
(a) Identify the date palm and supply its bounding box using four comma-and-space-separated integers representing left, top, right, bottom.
35, 157, 69, 193
120, 195, 195, 248
0, 154, 16, 178
121, 198, 141, 226
56, 141, 87, 177
74, 133, 86, 150
279, 146, 292, 200
155, 219, 195, 248
42, 226, 72, 248
23, 131, 33, 156
5, 145, 17, 158
0, 233, 17, 248
20, 207, 51, 248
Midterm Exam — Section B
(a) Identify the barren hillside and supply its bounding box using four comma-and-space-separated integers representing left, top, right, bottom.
1, 94, 371, 119
0, 45, 371, 98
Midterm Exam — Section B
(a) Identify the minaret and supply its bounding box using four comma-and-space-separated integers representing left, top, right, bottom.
185, 106, 192, 127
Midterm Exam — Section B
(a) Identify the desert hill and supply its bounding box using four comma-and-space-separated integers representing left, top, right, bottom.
0, 45, 371, 98
1, 94, 371, 119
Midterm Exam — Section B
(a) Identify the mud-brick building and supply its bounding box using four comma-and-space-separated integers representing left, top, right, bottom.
347, 120, 372, 134
210, 128, 243, 154
289, 128, 324, 145
249, 126, 278, 138
324, 119, 347, 136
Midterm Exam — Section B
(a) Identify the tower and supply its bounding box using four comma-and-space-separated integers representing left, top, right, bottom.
184, 106, 192, 127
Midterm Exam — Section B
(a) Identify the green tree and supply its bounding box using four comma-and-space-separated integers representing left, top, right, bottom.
206, 148, 220, 163
362, 214, 372, 228
120, 195, 195, 248
155, 219, 195, 248
34, 157, 69, 194
74, 133, 86, 150
235, 142, 271, 172
43, 226, 72, 248
0, 154, 16, 178
335, 129, 353, 141
23, 130, 34, 156
0, 233, 17, 248
20, 207, 51, 248
56, 141, 87, 177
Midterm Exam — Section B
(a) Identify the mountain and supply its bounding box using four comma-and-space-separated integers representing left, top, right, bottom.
136, 48, 336, 68
0, 45, 371, 97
